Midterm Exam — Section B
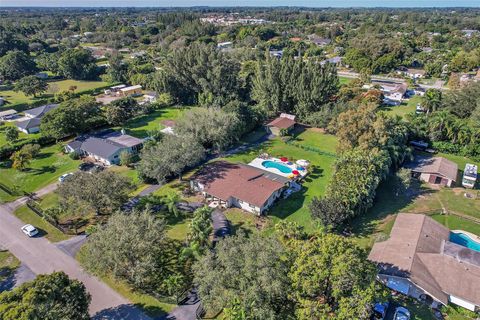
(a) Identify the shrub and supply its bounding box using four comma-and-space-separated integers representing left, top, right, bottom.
68, 151, 80, 160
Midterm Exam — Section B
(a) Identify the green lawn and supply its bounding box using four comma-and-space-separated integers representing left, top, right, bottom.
0, 250, 20, 283
221, 129, 338, 231
382, 95, 422, 118
0, 121, 41, 148
339, 76, 353, 85
0, 144, 80, 203
123, 107, 192, 139
0, 79, 111, 111
14, 204, 70, 242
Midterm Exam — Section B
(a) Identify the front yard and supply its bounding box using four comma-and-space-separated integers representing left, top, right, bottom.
0, 121, 41, 148
0, 144, 80, 203
0, 250, 20, 283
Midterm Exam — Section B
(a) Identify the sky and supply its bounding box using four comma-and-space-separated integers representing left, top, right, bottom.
0, 0, 479, 7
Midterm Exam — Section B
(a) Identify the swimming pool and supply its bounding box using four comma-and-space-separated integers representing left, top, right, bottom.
261, 160, 293, 174
450, 232, 480, 252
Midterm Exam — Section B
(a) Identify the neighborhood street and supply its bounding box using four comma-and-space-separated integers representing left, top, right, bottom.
337, 71, 448, 90
0, 195, 152, 319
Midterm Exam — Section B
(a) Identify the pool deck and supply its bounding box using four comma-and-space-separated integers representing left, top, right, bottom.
248, 157, 308, 178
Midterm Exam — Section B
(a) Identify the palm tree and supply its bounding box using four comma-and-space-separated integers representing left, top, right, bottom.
422, 88, 442, 115
163, 192, 180, 217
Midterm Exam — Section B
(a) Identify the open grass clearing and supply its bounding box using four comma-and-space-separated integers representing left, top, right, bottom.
381, 95, 422, 118
0, 144, 80, 203
0, 79, 112, 111
123, 107, 194, 139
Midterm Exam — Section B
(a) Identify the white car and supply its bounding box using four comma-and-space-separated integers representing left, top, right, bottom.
21, 224, 38, 237
58, 173, 74, 183
394, 307, 411, 320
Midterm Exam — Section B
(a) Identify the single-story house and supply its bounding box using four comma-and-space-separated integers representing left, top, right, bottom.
369, 213, 480, 312
0, 109, 17, 120
397, 67, 426, 79
65, 131, 143, 165
15, 104, 58, 134
374, 81, 408, 103
190, 161, 289, 215
217, 41, 233, 50
16, 118, 41, 134
321, 56, 342, 66
23, 104, 58, 119
119, 85, 142, 97
267, 113, 296, 136
160, 120, 176, 135
406, 156, 458, 187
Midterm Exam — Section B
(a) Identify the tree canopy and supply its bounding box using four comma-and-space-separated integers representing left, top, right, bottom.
0, 271, 90, 320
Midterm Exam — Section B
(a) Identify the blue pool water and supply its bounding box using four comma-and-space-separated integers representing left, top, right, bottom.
450, 232, 480, 252
262, 160, 293, 174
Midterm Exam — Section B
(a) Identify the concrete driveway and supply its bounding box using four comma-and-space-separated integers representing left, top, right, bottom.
0, 200, 151, 319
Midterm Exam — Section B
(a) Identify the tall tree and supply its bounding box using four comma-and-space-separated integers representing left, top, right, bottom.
186, 206, 213, 252
194, 233, 292, 319
57, 48, 98, 80
14, 75, 48, 97
138, 134, 206, 183
0, 50, 37, 81
56, 171, 133, 216
104, 97, 138, 127
40, 96, 104, 139
0, 271, 90, 320
80, 209, 183, 293
289, 233, 385, 320
175, 107, 242, 151
4, 126, 19, 143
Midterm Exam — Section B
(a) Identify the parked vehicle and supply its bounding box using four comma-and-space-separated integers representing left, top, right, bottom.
394, 306, 411, 320
58, 173, 74, 183
21, 224, 38, 237
373, 302, 389, 320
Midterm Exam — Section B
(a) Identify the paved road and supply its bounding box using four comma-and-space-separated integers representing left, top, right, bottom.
338, 71, 448, 90
0, 199, 151, 319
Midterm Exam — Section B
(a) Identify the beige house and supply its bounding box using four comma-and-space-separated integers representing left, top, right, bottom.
267, 113, 296, 136
407, 157, 458, 187
190, 161, 289, 215
369, 214, 480, 312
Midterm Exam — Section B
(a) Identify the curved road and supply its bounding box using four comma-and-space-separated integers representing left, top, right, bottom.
0, 188, 151, 319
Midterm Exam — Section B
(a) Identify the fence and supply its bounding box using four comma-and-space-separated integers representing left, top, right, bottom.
25, 199, 82, 235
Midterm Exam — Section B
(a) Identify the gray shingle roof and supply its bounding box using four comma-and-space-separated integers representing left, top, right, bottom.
16, 117, 41, 130
24, 104, 58, 118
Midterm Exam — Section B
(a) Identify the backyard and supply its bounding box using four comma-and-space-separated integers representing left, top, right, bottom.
221, 128, 338, 231
122, 106, 194, 139
382, 95, 422, 118
350, 153, 480, 249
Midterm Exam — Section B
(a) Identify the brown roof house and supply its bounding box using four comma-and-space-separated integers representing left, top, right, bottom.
407, 156, 458, 187
267, 113, 296, 136
369, 214, 480, 312
190, 161, 289, 215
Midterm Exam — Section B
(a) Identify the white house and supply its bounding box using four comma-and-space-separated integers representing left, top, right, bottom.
65, 131, 143, 165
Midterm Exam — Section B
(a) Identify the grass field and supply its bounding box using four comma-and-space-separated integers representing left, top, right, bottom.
0, 144, 80, 203
381, 95, 422, 118
123, 107, 191, 138
221, 128, 338, 231
0, 79, 111, 111
339, 76, 354, 85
